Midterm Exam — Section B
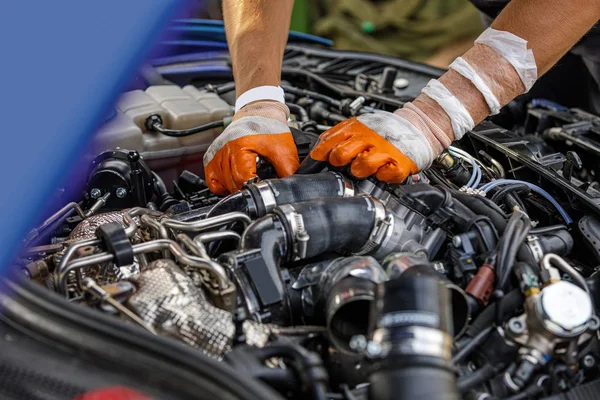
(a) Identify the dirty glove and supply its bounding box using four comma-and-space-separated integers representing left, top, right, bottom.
204, 101, 299, 195
310, 107, 449, 183
310, 27, 538, 184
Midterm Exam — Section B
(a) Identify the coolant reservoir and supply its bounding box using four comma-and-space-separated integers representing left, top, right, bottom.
92, 85, 233, 181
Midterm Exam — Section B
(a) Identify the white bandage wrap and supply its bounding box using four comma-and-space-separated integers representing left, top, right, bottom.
449, 57, 501, 115
357, 112, 434, 170
203, 116, 290, 166
235, 86, 286, 112
421, 79, 475, 141
475, 28, 538, 92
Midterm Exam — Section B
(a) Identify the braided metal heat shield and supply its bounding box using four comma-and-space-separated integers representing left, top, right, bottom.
127, 259, 269, 358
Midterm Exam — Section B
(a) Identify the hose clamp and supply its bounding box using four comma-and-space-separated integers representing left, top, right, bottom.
253, 181, 277, 214
370, 325, 452, 360
331, 172, 355, 197
278, 204, 310, 261
526, 235, 544, 263
353, 198, 391, 256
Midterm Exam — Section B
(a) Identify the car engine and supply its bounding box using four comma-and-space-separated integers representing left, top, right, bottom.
13, 45, 600, 400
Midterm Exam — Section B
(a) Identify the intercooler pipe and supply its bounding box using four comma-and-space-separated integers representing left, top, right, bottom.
241, 196, 427, 262
368, 275, 459, 400
318, 257, 388, 353
207, 172, 355, 218
381, 253, 471, 339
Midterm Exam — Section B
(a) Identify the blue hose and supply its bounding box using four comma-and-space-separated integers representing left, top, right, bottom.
481, 179, 572, 224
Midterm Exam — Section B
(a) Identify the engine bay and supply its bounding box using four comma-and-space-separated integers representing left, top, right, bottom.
13, 45, 600, 399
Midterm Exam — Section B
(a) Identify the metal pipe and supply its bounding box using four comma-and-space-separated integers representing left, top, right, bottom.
57, 239, 231, 295
26, 202, 86, 243
123, 207, 163, 237
84, 192, 111, 218
81, 277, 157, 335
541, 253, 589, 294
194, 231, 241, 247
53, 238, 101, 288
177, 233, 209, 259
160, 211, 251, 232
140, 214, 171, 259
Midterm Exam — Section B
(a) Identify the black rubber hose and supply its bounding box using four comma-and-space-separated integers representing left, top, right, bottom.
209, 172, 351, 217
263, 172, 350, 207
490, 184, 531, 204
457, 364, 500, 393
452, 326, 494, 365
453, 193, 508, 233
242, 197, 377, 261
276, 197, 376, 258
146, 114, 225, 137
465, 289, 523, 338
286, 103, 310, 122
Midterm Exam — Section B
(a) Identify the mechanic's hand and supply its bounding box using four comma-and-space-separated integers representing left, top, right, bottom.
204, 101, 299, 195
310, 112, 433, 183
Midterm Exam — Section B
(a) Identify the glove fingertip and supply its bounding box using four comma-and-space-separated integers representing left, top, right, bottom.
375, 164, 408, 184
207, 178, 228, 196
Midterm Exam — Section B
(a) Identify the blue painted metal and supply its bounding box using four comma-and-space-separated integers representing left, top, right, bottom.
0, 1, 184, 273
171, 18, 334, 47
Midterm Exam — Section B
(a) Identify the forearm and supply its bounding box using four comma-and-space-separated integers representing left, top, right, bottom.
223, 0, 294, 98
405, 0, 600, 147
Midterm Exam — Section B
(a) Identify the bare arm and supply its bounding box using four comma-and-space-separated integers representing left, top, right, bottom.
416, 0, 600, 138
223, 0, 295, 98
492, 0, 600, 76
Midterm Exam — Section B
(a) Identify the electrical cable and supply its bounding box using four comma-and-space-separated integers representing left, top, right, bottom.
448, 146, 481, 189
498, 218, 531, 291
481, 179, 572, 224
146, 114, 226, 137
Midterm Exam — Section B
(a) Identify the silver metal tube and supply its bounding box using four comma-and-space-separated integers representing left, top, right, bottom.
542, 253, 590, 294
54, 238, 101, 288
58, 239, 231, 295
84, 192, 111, 218
26, 202, 86, 243
123, 207, 163, 237
161, 211, 251, 232
177, 234, 209, 259
140, 214, 171, 258
195, 231, 241, 247
140, 214, 169, 239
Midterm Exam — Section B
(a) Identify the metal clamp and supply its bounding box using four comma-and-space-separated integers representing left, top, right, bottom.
526, 235, 544, 263
254, 181, 277, 214
353, 198, 391, 256
278, 204, 310, 260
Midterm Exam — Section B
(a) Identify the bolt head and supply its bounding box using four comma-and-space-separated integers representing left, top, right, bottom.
90, 188, 101, 199
366, 341, 382, 357
393, 78, 410, 89
452, 236, 462, 247
349, 335, 367, 351
116, 187, 127, 198
583, 355, 595, 368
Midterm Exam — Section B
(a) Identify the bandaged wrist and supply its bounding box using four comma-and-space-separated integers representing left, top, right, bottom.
449, 57, 501, 115
232, 100, 290, 123
421, 79, 475, 140
475, 28, 537, 92
235, 85, 286, 112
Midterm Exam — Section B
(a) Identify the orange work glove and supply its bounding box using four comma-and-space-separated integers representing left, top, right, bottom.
204, 101, 299, 195
310, 111, 438, 183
